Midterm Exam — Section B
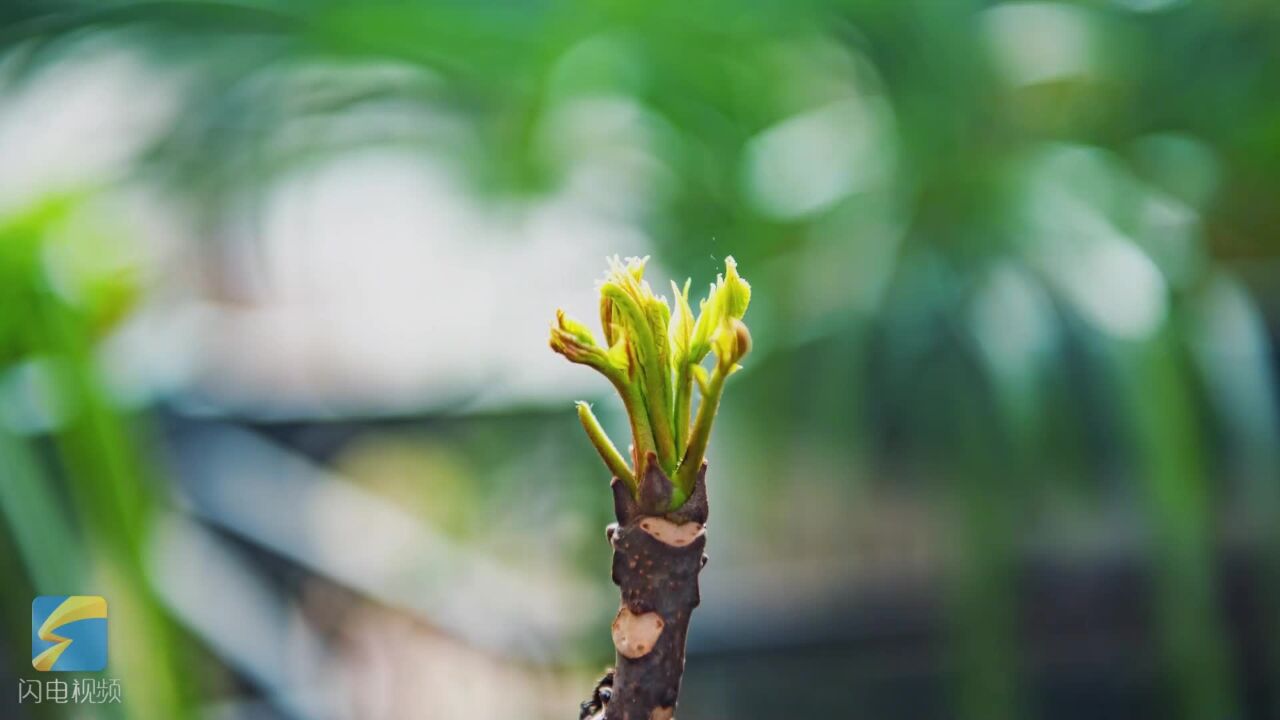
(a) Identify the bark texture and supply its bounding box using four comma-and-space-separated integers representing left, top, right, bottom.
582, 459, 709, 720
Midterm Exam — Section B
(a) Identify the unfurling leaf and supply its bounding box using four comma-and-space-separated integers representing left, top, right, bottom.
668, 278, 694, 367
721, 256, 751, 319
556, 309, 596, 345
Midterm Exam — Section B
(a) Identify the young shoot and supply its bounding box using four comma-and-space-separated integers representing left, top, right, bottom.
550, 256, 751, 509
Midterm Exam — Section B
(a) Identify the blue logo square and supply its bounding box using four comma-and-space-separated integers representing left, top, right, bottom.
31, 596, 108, 672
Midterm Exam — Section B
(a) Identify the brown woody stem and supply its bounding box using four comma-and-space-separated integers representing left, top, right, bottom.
582, 461, 709, 720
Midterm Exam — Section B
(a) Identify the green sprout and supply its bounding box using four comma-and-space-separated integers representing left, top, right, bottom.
550, 256, 751, 509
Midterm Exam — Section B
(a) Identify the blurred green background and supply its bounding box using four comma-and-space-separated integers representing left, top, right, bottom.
1, 1, 1278, 718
